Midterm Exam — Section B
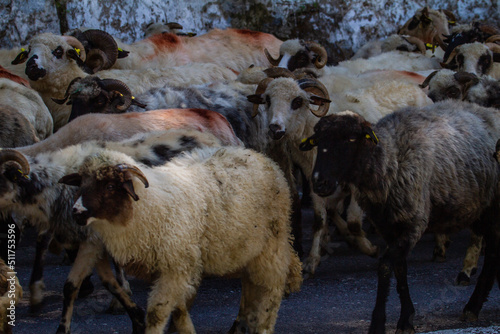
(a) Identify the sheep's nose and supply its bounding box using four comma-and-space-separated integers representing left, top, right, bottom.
312, 177, 336, 197
268, 124, 285, 140
25, 55, 46, 81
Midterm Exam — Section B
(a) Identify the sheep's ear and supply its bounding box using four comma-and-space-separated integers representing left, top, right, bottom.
122, 180, 140, 201
362, 125, 379, 145
454, 72, 479, 91
247, 94, 265, 104
59, 173, 82, 187
118, 48, 130, 59
11, 49, 29, 65
299, 136, 318, 151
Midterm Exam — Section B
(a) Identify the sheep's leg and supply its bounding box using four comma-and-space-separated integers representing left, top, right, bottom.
30, 229, 52, 312
394, 251, 415, 333
56, 240, 101, 334
462, 231, 499, 322
345, 196, 379, 257
432, 233, 450, 262
302, 192, 328, 277
456, 232, 483, 286
106, 260, 131, 314
369, 251, 393, 334
65, 247, 94, 298
146, 276, 197, 334
94, 254, 145, 333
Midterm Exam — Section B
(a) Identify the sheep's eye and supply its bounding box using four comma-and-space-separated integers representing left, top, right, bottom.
106, 183, 115, 191
291, 97, 303, 110
95, 95, 107, 107
446, 87, 461, 98
52, 46, 64, 59
266, 95, 271, 107
348, 137, 357, 142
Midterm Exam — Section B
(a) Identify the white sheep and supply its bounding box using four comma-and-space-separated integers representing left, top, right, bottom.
61, 145, 302, 334
0, 74, 53, 141
111, 27, 282, 72
0, 128, 229, 333
12, 33, 238, 130
441, 42, 500, 79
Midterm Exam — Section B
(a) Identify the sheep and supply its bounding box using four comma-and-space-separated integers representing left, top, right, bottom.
0, 128, 228, 333
352, 34, 428, 60
300, 101, 500, 333
270, 39, 441, 77
2, 108, 240, 312
0, 258, 22, 334
11, 33, 238, 131
421, 69, 500, 109
0, 69, 53, 140
143, 22, 196, 38
110, 27, 282, 72
441, 41, 500, 79
60, 145, 302, 334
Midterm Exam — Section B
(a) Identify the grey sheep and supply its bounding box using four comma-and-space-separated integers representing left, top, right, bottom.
300, 101, 500, 333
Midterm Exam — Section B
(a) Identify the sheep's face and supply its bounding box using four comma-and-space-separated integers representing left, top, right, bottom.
467, 80, 500, 109
12, 33, 84, 82
425, 69, 464, 102
443, 43, 495, 75
300, 111, 377, 197
61, 162, 148, 226
263, 78, 313, 140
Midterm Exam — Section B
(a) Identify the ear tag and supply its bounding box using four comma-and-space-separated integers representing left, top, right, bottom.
16, 169, 30, 181
365, 131, 379, 144
448, 20, 456, 25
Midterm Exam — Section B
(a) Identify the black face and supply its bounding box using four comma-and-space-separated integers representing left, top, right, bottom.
287, 50, 312, 71
25, 55, 47, 81
302, 114, 376, 197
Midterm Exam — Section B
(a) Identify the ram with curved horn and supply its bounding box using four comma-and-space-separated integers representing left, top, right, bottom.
266, 39, 328, 71
440, 41, 500, 79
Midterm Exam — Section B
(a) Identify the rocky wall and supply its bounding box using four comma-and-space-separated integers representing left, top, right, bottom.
1, 0, 498, 60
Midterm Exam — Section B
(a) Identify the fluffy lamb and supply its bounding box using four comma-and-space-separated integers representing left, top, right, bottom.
10, 33, 238, 130
60, 145, 302, 334
0, 128, 227, 333
300, 101, 500, 333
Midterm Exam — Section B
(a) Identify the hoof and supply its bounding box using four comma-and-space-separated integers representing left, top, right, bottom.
461, 310, 478, 322
395, 329, 415, 334
56, 324, 70, 334
302, 257, 319, 278
455, 272, 471, 286
106, 297, 126, 315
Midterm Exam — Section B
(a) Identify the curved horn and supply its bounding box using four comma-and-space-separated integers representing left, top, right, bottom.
166, 22, 183, 30
82, 29, 118, 70
251, 77, 273, 118
62, 36, 87, 62
440, 9, 457, 25
265, 48, 283, 66
99, 79, 133, 112
298, 78, 331, 117
419, 70, 439, 88
485, 35, 500, 44
115, 164, 149, 188
442, 46, 459, 66
403, 36, 427, 54
263, 67, 295, 79
51, 77, 83, 104
306, 41, 328, 68
0, 149, 30, 175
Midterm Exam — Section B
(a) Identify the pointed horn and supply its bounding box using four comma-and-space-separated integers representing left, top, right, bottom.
51, 77, 83, 104
251, 77, 274, 117
419, 70, 439, 89
485, 35, 500, 44
298, 78, 331, 117
99, 79, 133, 112
0, 149, 30, 175
442, 46, 459, 65
306, 41, 328, 68
115, 164, 149, 188
265, 48, 283, 66
62, 36, 86, 62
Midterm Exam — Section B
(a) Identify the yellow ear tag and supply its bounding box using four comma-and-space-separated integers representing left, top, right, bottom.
21, 48, 26, 52
132, 96, 135, 99
448, 20, 456, 24
309, 138, 317, 146
18, 169, 30, 180
365, 131, 379, 144
74, 48, 81, 56
118, 48, 124, 52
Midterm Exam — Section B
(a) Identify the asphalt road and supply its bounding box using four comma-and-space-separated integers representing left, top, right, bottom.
12, 208, 500, 334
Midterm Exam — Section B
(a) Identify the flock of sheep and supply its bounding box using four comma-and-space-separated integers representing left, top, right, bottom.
0, 5, 499, 334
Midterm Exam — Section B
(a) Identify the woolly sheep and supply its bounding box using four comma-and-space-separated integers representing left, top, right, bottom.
300, 101, 500, 333
111, 27, 282, 72
0, 74, 53, 140
61, 145, 302, 334
421, 69, 500, 109
441, 42, 500, 79
12, 33, 238, 130
0, 128, 226, 333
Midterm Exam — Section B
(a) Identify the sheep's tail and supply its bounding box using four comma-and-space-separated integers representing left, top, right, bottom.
285, 249, 303, 296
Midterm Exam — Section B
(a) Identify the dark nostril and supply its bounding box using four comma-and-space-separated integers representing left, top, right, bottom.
269, 124, 282, 133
